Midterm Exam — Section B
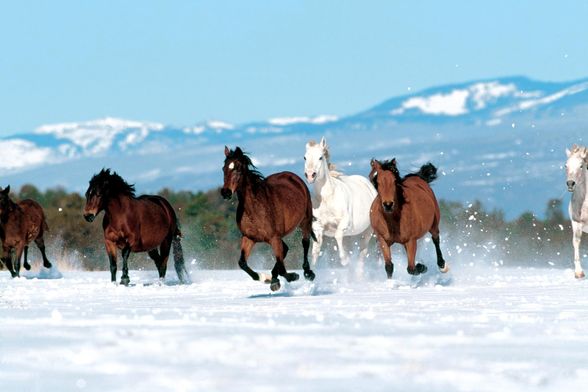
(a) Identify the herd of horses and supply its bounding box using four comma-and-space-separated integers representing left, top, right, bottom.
0, 139, 585, 288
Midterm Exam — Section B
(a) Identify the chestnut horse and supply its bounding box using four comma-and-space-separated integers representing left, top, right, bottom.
369, 159, 449, 279
83, 169, 190, 285
221, 146, 316, 291
0, 186, 53, 277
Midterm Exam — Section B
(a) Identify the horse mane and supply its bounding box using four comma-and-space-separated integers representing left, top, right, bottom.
570, 144, 588, 160
225, 148, 266, 185
0, 187, 21, 225
88, 169, 136, 198
307, 139, 342, 177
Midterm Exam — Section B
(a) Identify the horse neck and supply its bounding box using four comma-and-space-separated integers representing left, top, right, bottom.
236, 172, 264, 213
312, 161, 336, 196
0, 199, 21, 225
105, 193, 134, 217
571, 169, 588, 217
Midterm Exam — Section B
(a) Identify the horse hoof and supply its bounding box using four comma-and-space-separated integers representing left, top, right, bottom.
407, 264, 427, 275
44, 262, 52, 269
285, 272, 299, 282
24, 262, 31, 271
270, 279, 281, 292
258, 272, 272, 284
439, 264, 450, 273
575, 271, 585, 279
120, 277, 130, 286
304, 269, 316, 281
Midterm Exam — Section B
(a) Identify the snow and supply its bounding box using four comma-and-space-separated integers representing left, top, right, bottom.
392, 89, 470, 116
0, 139, 54, 170
2, 266, 588, 391
268, 115, 338, 126
35, 117, 165, 154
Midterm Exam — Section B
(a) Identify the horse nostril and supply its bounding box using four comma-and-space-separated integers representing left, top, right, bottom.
312, 172, 317, 179
567, 180, 576, 189
382, 202, 394, 212
220, 188, 232, 199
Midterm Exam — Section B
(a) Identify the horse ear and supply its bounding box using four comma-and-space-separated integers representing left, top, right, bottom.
566, 148, 572, 158
370, 159, 376, 168
320, 136, 327, 149
235, 146, 243, 156
391, 158, 396, 165
224, 146, 230, 157
3, 185, 10, 194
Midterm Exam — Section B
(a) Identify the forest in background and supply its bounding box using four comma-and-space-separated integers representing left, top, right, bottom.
0, 184, 579, 272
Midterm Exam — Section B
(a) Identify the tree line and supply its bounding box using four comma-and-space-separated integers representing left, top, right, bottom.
2, 184, 579, 272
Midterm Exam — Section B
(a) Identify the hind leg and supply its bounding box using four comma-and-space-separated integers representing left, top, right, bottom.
357, 228, 373, 272
120, 246, 131, 286
300, 221, 316, 281
158, 237, 172, 280
148, 249, 165, 280
335, 216, 351, 266
311, 221, 323, 267
23, 246, 31, 271
238, 236, 267, 282
431, 233, 448, 273
269, 238, 298, 291
405, 239, 427, 276
34, 236, 52, 268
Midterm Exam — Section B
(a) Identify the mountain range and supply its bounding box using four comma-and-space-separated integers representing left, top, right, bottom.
2, 75, 587, 218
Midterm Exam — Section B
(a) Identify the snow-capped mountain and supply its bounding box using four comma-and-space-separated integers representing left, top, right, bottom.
1, 76, 587, 218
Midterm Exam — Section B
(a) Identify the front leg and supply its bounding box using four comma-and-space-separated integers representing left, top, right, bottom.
376, 235, 393, 279
105, 240, 118, 283
572, 221, 585, 279
238, 236, 267, 282
335, 216, 350, 266
120, 246, 131, 286
2, 246, 17, 278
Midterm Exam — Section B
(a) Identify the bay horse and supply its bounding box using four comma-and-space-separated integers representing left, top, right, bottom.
304, 137, 376, 267
0, 186, 53, 277
369, 159, 449, 279
221, 146, 316, 291
83, 169, 190, 285
565, 144, 588, 279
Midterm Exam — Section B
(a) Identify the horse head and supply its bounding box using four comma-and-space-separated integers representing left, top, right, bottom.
566, 145, 588, 192
370, 158, 401, 213
304, 137, 331, 184
0, 185, 11, 220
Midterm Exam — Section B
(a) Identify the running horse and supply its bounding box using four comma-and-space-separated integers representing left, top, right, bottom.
304, 137, 377, 268
369, 159, 449, 279
565, 144, 588, 279
0, 186, 53, 277
83, 169, 190, 285
221, 146, 316, 291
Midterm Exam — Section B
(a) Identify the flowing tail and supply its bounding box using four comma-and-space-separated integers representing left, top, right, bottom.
416, 163, 438, 183
173, 228, 191, 284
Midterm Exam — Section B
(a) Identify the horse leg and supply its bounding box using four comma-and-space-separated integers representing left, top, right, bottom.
405, 239, 427, 275
302, 234, 316, 281
269, 238, 297, 291
105, 240, 118, 283
23, 245, 31, 271
120, 246, 131, 286
311, 221, 323, 267
148, 249, 164, 279
335, 217, 350, 266
357, 228, 373, 272
377, 235, 394, 279
431, 233, 449, 273
158, 237, 172, 282
572, 221, 585, 279
238, 236, 267, 283
34, 236, 52, 269
14, 245, 24, 277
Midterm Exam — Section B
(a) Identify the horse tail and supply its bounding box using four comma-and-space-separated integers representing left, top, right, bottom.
172, 217, 191, 285
417, 163, 438, 183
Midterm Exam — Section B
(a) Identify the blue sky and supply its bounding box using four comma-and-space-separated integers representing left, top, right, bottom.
0, 0, 586, 135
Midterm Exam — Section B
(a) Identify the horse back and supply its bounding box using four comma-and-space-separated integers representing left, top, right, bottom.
18, 199, 48, 232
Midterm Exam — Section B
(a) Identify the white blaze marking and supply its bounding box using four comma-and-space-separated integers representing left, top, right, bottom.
228, 162, 235, 170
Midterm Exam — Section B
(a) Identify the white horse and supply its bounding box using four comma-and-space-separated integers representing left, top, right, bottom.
304, 137, 377, 267
566, 145, 588, 279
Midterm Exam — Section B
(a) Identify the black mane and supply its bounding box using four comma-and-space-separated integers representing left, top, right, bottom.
225, 148, 265, 184
87, 169, 136, 198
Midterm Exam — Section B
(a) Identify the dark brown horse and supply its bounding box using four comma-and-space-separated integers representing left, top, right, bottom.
369, 159, 449, 279
0, 186, 52, 277
221, 146, 316, 291
83, 169, 190, 285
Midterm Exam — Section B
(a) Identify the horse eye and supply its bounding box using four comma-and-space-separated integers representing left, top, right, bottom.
304, 157, 306, 161
319, 156, 323, 160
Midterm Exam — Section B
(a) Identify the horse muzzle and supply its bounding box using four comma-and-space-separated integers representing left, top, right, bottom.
382, 201, 394, 213
567, 180, 576, 192
220, 188, 233, 200
83, 213, 96, 223
305, 172, 317, 183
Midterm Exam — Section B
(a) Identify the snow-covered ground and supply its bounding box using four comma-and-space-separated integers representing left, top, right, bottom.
1, 265, 588, 392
